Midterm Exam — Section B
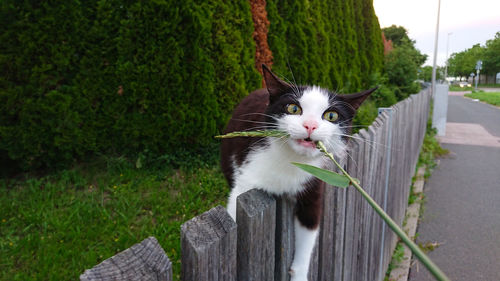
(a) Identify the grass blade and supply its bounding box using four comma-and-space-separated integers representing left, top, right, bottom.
214, 130, 288, 139
292, 162, 350, 188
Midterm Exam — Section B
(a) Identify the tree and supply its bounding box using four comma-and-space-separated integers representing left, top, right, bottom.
382, 25, 427, 98
418, 65, 443, 82
447, 44, 485, 79
483, 32, 500, 75
382, 25, 411, 46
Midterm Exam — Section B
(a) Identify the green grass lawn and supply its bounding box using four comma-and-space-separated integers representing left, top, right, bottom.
0, 157, 228, 281
464, 91, 500, 106
449, 85, 472, 92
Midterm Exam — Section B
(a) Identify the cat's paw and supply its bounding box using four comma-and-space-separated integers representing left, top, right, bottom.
289, 266, 308, 281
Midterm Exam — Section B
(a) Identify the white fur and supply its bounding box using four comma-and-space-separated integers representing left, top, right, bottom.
290, 217, 319, 281
227, 139, 325, 219
227, 87, 347, 280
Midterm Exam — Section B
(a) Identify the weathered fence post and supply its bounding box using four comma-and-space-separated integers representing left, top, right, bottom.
236, 189, 276, 281
181, 205, 237, 281
274, 194, 296, 281
80, 237, 173, 281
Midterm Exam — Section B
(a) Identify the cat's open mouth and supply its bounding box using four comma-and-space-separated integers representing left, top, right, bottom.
297, 138, 317, 148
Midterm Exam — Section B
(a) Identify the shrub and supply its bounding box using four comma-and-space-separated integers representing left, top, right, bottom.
266, 0, 384, 92
0, 1, 260, 170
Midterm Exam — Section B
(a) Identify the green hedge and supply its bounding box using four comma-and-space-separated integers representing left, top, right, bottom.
267, 0, 383, 92
1, 0, 384, 170
0, 1, 260, 169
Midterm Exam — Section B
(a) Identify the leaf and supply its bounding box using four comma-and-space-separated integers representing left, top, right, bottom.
292, 162, 350, 188
135, 156, 142, 169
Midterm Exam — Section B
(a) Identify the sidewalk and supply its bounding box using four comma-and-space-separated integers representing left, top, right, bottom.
408, 95, 500, 280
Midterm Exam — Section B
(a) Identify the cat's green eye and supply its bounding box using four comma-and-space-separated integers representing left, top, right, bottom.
323, 111, 339, 122
286, 104, 302, 115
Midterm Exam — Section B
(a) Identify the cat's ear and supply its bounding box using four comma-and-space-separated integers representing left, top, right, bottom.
262, 64, 291, 101
341, 87, 379, 110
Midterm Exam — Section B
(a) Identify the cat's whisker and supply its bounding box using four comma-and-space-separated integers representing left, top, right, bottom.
239, 113, 281, 123
332, 131, 387, 148
332, 100, 357, 112
330, 133, 391, 160
233, 117, 276, 124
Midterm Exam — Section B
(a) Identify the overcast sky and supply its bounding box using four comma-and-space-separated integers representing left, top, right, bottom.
373, 0, 500, 66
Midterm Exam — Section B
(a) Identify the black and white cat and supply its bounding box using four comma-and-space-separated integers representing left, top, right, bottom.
221, 65, 375, 280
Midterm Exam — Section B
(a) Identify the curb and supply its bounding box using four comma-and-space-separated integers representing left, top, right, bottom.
388, 166, 426, 281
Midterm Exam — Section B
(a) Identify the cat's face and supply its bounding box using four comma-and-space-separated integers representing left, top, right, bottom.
262, 65, 376, 158
265, 86, 351, 158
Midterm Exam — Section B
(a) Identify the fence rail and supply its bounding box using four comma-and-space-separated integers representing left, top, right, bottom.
81, 88, 432, 281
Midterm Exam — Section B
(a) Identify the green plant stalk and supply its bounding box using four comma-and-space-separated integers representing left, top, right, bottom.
316, 141, 450, 281
214, 130, 289, 139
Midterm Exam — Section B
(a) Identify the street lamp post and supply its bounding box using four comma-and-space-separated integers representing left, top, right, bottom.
431, 0, 441, 96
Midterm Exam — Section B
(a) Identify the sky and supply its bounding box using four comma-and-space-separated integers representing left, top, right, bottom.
373, 0, 500, 66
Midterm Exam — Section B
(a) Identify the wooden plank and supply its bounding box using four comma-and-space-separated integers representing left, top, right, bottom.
333, 185, 347, 281
376, 111, 391, 280
308, 235, 319, 281
236, 189, 276, 281
181, 206, 237, 281
366, 125, 381, 281
350, 132, 366, 281
342, 136, 361, 281
374, 111, 387, 279
385, 104, 400, 268
274, 194, 295, 281
318, 164, 347, 281
80, 237, 172, 281
357, 129, 372, 281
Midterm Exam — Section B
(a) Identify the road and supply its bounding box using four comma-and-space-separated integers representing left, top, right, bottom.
408, 94, 500, 281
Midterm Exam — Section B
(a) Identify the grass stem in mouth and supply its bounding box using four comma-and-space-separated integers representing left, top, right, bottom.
214, 130, 289, 139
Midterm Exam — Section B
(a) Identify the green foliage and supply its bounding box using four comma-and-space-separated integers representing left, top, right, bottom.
446, 31, 500, 77
384, 242, 406, 280
418, 114, 449, 172
419, 65, 444, 82
266, 0, 384, 92
378, 26, 425, 102
382, 25, 411, 46
447, 44, 485, 78
483, 32, 500, 75
0, 1, 260, 170
292, 162, 350, 188
449, 85, 472, 92
384, 43, 423, 98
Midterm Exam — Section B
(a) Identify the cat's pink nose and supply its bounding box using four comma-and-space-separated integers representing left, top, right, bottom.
303, 120, 318, 135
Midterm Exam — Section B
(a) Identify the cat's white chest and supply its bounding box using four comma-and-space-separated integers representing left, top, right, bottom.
226, 141, 324, 220
238, 142, 323, 195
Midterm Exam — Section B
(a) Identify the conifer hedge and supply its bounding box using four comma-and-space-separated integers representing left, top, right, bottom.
0, 0, 383, 170
267, 0, 383, 92
0, 1, 260, 169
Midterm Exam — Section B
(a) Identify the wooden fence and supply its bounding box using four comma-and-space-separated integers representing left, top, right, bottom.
81, 88, 432, 281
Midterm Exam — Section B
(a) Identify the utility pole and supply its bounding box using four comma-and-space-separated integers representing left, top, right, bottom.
431, 0, 441, 97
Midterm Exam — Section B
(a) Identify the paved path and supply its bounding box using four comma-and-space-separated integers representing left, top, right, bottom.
408, 95, 500, 281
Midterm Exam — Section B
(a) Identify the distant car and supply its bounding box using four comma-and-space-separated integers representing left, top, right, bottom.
458, 81, 471, 88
